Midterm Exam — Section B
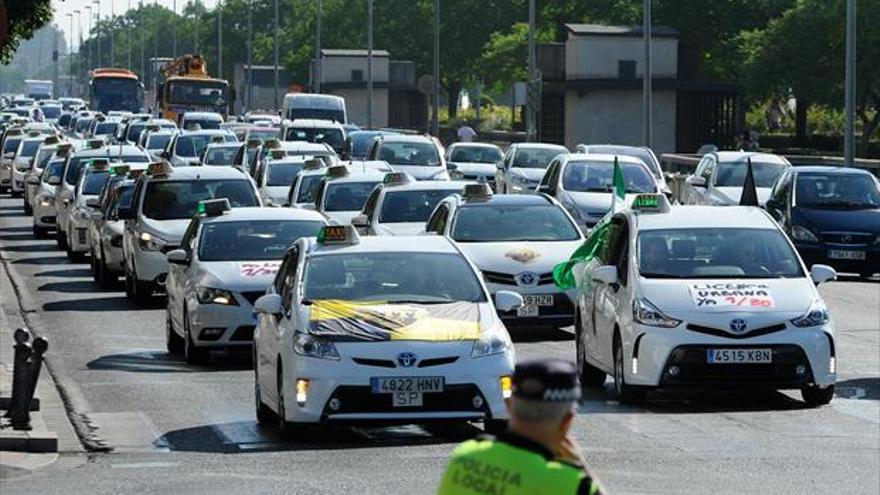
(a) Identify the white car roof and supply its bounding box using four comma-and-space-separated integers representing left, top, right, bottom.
382, 179, 472, 192
276, 141, 334, 153
183, 112, 223, 120
448, 142, 500, 150
285, 119, 343, 129
633, 205, 778, 231
307, 234, 460, 256
72, 145, 148, 158
180, 129, 234, 137
711, 151, 790, 165
325, 169, 387, 184
563, 153, 645, 166
511, 142, 568, 150
152, 166, 250, 181
202, 206, 326, 224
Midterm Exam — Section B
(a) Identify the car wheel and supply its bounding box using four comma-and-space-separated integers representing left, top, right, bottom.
576, 315, 606, 388
124, 267, 135, 300
483, 419, 507, 435
98, 245, 118, 288
613, 338, 646, 406
32, 225, 49, 239
165, 311, 184, 355
55, 228, 68, 250
860, 272, 875, 280
67, 248, 86, 263
129, 264, 153, 304
23, 201, 32, 215
184, 310, 208, 365
90, 247, 103, 284
254, 350, 274, 424
801, 384, 834, 407
275, 366, 303, 436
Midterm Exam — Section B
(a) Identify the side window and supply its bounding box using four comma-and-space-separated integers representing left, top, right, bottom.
129, 178, 145, 213
362, 188, 381, 219
699, 157, 715, 182
280, 246, 300, 312
273, 251, 295, 295
426, 204, 449, 234
539, 161, 557, 188
313, 182, 327, 209
774, 172, 792, 204
607, 219, 630, 287
180, 218, 200, 254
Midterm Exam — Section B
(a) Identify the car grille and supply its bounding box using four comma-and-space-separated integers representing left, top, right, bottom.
481, 270, 555, 286
686, 322, 787, 340
159, 244, 179, 254
820, 231, 874, 245
496, 293, 575, 319
230, 325, 255, 341
322, 384, 488, 416
241, 291, 265, 306
351, 356, 460, 368
659, 344, 813, 387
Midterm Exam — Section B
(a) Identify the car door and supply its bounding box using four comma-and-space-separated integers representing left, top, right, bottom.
426, 203, 450, 235
360, 188, 381, 234
167, 218, 199, 333
590, 217, 628, 368
767, 171, 793, 228
266, 247, 300, 404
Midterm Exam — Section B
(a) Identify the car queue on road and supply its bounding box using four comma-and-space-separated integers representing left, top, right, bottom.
2, 92, 879, 443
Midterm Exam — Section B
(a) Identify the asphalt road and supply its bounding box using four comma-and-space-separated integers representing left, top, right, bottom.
1, 193, 878, 495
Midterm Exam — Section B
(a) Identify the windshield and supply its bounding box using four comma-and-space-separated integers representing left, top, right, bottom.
94, 122, 119, 136
146, 134, 172, 150
19, 140, 41, 157
452, 204, 580, 242
350, 133, 383, 159
795, 173, 880, 209
198, 220, 324, 262
296, 175, 324, 203
43, 161, 65, 181
304, 253, 486, 303
3, 138, 22, 154
35, 149, 56, 169
378, 141, 440, 167
108, 185, 134, 216
184, 118, 221, 130
176, 134, 234, 157
41, 106, 62, 118
75, 119, 93, 133
450, 146, 503, 164
91, 78, 141, 112
126, 123, 148, 143
204, 146, 238, 166
379, 189, 461, 223
562, 160, 656, 194
82, 171, 110, 195
285, 127, 344, 150
247, 129, 280, 141
142, 180, 259, 220
585, 146, 661, 177
267, 162, 305, 186
167, 80, 228, 107
289, 108, 344, 122
512, 147, 566, 169
324, 181, 380, 212
638, 228, 804, 279
715, 161, 787, 188
66, 154, 148, 185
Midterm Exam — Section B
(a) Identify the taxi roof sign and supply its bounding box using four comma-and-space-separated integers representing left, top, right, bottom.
146, 161, 173, 177
303, 158, 324, 170
317, 225, 360, 245
27, 130, 41, 137
43, 135, 61, 145
55, 143, 73, 155
246, 138, 263, 148
211, 135, 225, 143
462, 183, 493, 200
383, 172, 413, 185
269, 149, 285, 159
86, 138, 104, 149
88, 158, 111, 171
631, 193, 671, 213
110, 164, 131, 176
263, 139, 282, 150
197, 198, 231, 217
326, 165, 349, 178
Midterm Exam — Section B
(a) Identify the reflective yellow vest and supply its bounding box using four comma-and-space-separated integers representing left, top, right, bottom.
437, 436, 601, 495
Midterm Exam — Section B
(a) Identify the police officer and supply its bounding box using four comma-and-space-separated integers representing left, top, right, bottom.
437, 358, 605, 495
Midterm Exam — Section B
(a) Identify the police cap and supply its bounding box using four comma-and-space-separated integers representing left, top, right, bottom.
513, 358, 580, 402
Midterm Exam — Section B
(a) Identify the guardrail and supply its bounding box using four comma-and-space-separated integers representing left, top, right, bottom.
661, 153, 880, 176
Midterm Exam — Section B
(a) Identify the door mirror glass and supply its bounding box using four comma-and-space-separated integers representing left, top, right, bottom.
592, 265, 619, 285
85, 198, 101, 208
47, 176, 62, 186
689, 176, 706, 188
254, 293, 283, 315
166, 249, 189, 265
351, 214, 369, 228
117, 206, 135, 220
494, 291, 524, 312
810, 264, 836, 285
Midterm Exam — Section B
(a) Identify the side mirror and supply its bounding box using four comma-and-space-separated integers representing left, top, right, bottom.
160, 150, 170, 159
166, 249, 189, 265
810, 264, 836, 285
117, 206, 135, 220
537, 184, 554, 195
254, 293, 282, 315
592, 265, 619, 286
495, 161, 505, 170
47, 176, 61, 185
495, 290, 524, 312
90, 211, 104, 221
86, 198, 101, 208
446, 163, 458, 171
351, 214, 369, 228
688, 176, 707, 188
27, 176, 41, 185
299, 203, 316, 211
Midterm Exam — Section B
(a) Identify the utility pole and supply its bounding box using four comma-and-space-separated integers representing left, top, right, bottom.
94, 1, 101, 68
315, 0, 322, 92
194, 0, 200, 55
140, 1, 146, 78
52, 25, 59, 92
246, 0, 253, 111
75, 10, 82, 87
432, 0, 439, 137
85, 6, 92, 73
367, 0, 373, 129
110, 1, 115, 66
642, 0, 653, 149
127, 0, 132, 68
844, 0, 856, 166
274, 0, 280, 111
526, 0, 535, 141
173, 0, 178, 57
218, 0, 223, 79
66, 12, 74, 95
153, 0, 158, 81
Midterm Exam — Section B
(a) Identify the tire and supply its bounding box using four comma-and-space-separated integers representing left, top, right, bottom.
127, 263, 153, 304
165, 311, 184, 355
254, 350, 274, 424
613, 338, 646, 406
67, 248, 86, 263
184, 310, 208, 365
97, 245, 117, 288
860, 272, 875, 280
32, 225, 49, 239
56, 228, 68, 250
90, 247, 103, 284
483, 419, 507, 435
23, 201, 32, 215
124, 268, 135, 300
276, 366, 302, 436
801, 385, 834, 407
576, 314, 606, 388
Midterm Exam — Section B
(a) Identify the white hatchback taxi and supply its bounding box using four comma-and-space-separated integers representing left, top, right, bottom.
572, 194, 838, 407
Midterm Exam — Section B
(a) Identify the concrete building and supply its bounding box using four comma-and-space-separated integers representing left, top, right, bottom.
233, 64, 293, 114
318, 49, 390, 128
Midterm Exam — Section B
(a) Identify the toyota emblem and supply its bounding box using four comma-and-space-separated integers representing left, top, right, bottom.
841, 234, 852, 244
515, 271, 539, 287
729, 319, 748, 333
397, 352, 418, 368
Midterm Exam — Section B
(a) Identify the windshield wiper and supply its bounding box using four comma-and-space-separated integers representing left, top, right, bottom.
817, 199, 872, 208
638, 272, 683, 278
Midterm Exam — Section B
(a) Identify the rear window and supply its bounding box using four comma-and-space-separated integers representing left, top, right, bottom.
141, 179, 259, 220
285, 127, 344, 150
19, 140, 41, 157
379, 189, 460, 223
452, 204, 580, 242
324, 181, 380, 212
41, 106, 62, 118
82, 171, 111, 195
198, 220, 325, 262
378, 141, 441, 167
66, 154, 148, 185
450, 146, 503, 164
94, 122, 119, 135
204, 146, 239, 166
267, 162, 305, 186
175, 134, 235, 157
295, 174, 324, 204
3, 138, 22, 153
146, 134, 172, 150
184, 118, 221, 130
512, 147, 566, 169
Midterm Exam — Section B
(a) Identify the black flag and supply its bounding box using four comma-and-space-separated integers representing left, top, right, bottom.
740, 157, 759, 206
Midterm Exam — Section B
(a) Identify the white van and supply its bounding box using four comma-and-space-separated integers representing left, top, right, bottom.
282, 93, 347, 124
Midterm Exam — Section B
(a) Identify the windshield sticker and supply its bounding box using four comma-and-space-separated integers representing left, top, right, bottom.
309, 300, 482, 342
688, 283, 775, 309
239, 261, 282, 277
505, 248, 541, 264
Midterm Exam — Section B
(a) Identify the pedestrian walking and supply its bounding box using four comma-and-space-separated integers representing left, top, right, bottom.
457, 121, 477, 142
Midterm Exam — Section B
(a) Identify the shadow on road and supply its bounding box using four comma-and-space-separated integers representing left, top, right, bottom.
508, 326, 574, 343
576, 385, 812, 414
0, 226, 32, 232
1, 243, 61, 253
835, 377, 879, 400
42, 295, 136, 311
11, 255, 68, 265
0, 233, 40, 241
0, 205, 23, 211
38, 279, 118, 294
0, 211, 26, 218
34, 267, 93, 278
87, 349, 253, 373
158, 420, 478, 454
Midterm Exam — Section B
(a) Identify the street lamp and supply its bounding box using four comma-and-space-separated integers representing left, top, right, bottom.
66, 12, 74, 95
642, 0, 653, 148
315, 0, 322, 92
93, 1, 101, 68
85, 5, 92, 72
367, 0, 373, 129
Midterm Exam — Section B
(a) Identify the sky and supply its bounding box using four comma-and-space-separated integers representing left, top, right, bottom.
52, 0, 220, 51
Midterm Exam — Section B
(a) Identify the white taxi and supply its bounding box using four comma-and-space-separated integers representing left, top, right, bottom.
165, 201, 326, 364
313, 166, 386, 225
64, 159, 113, 261
88, 165, 145, 287
252, 225, 521, 431
571, 194, 838, 406
30, 157, 67, 238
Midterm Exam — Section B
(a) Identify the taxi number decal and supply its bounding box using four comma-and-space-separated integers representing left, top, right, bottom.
688, 283, 775, 309
239, 262, 282, 277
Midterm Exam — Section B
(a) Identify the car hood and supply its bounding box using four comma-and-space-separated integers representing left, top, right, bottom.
712, 186, 772, 206
390, 164, 446, 180
140, 218, 191, 243
449, 162, 496, 176
199, 261, 282, 294
639, 277, 816, 326
375, 222, 425, 236
304, 300, 500, 342
265, 186, 289, 204
792, 206, 880, 236
509, 167, 546, 182
457, 240, 582, 274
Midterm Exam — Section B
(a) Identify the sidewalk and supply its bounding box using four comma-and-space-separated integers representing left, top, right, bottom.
0, 259, 84, 479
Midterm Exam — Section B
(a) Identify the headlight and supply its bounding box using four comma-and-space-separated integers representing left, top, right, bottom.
138, 231, 169, 251
75, 208, 92, 220
632, 298, 681, 328
40, 196, 54, 207
510, 174, 532, 186
791, 225, 818, 242
791, 299, 829, 328
293, 332, 340, 360
196, 287, 238, 306
471, 331, 512, 358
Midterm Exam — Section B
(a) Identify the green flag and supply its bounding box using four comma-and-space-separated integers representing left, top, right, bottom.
552, 219, 612, 290
613, 156, 626, 207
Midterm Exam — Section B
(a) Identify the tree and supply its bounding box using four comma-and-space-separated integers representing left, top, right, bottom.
0, 0, 54, 63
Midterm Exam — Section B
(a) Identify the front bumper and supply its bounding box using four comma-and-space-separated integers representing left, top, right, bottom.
795, 242, 880, 276
11, 168, 27, 192
68, 215, 93, 253
281, 343, 513, 424
623, 323, 836, 389
32, 200, 56, 228
188, 294, 261, 349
